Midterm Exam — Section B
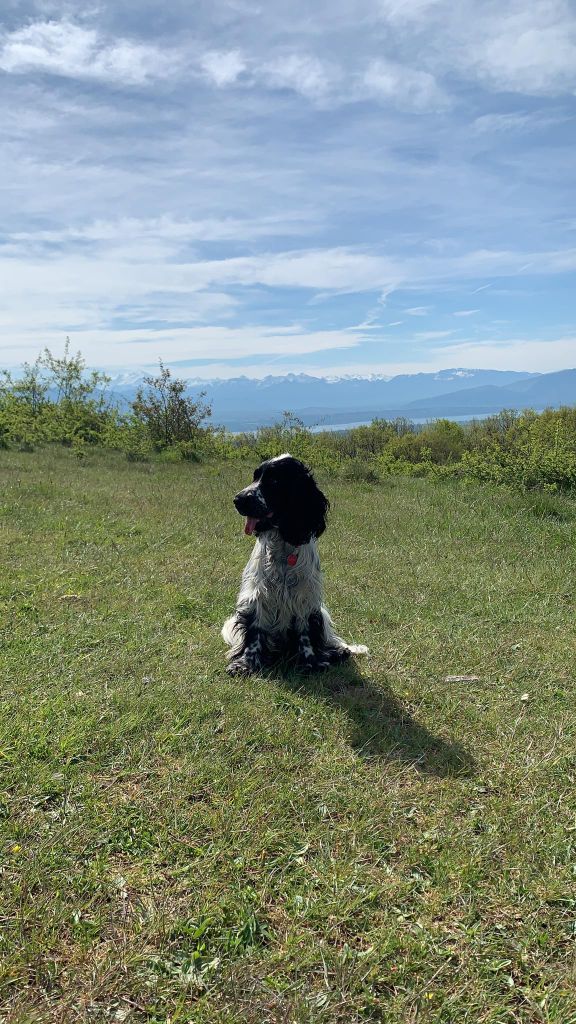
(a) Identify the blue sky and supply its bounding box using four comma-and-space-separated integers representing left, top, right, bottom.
1, 0, 575, 379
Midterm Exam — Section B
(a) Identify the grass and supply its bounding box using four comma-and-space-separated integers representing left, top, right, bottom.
1, 447, 575, 1024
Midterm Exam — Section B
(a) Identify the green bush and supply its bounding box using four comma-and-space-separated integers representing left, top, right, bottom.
341, 458, 381, 483
131, 361, 212, 451
0, 341, 113, 450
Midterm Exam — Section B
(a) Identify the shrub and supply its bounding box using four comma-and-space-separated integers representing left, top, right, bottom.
341, 458, 381, 483
131, 362, 212, 451
0, 341, 113, 449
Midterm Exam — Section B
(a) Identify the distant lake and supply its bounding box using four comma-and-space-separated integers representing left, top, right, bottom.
308, 413, 481, 433
226, 412, 498, 435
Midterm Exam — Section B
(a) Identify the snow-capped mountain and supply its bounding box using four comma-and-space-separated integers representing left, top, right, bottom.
91, 365, 576, 430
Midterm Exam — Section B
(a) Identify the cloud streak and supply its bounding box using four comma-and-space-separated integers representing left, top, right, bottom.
0, 19, 178, 84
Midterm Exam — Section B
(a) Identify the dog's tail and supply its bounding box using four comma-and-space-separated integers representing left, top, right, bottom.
347, 643, 369, 656
321, 607, 368, 657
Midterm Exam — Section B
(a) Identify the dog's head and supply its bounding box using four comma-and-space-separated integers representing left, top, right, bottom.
233, 454, 329, 546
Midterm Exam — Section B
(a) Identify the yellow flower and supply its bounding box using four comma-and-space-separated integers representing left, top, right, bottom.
11, 844, 21, 853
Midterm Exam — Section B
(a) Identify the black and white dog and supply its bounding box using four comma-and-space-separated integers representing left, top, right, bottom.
222, 454, 368, 676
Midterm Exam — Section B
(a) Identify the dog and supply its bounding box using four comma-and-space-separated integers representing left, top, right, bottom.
222, 453, 368, 676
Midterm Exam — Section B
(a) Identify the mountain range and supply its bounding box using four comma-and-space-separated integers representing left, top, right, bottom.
105, 367, 576, 431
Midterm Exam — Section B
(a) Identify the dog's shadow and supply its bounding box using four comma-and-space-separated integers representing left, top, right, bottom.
274, 660, 475, 778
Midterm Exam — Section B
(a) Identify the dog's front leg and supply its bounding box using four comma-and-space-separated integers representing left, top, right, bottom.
295, 628, 317, 673
226, 609, 267, 676
304, 609, 352, 670
294, 614, 341, 673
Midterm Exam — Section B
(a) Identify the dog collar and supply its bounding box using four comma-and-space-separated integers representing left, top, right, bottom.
287, 550, 299, 566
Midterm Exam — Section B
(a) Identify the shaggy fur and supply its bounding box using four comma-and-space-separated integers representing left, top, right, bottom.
222, 454, 368, 675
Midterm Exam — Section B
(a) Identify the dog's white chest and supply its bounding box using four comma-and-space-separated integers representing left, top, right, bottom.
239, 534, 323, 632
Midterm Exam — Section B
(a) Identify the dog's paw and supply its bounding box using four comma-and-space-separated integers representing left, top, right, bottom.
298, 659, 321, 675
324, 646, 351, 665
227, 658, 252, 677
297, 654, 332, 674
312, 659, 332, 673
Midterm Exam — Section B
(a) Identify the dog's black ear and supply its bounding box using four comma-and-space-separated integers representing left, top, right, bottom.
277, 467, 330, 546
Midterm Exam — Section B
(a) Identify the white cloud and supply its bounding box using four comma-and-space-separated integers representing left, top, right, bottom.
10, 213, 317, 246
453, 309, 480, 317
416, 329, 455, 339
2, 237, 575, 335
0, 19, 175, 84
472, 111, 569, 134
1, 225, 574, 376
429, 335, 576, 373
451, 247, 576, 277
260, 53, 336, 99
200, 49, 246, 86
376, 0, 444, 24
7, 5, 575, 106
0, 323, 365, 369
454, 1, 576, 96
5, 3, 576, 105
374, 0, 576, 98
468, 23, 576, 96
192, 248, 399, 291
363, 59, 447, 111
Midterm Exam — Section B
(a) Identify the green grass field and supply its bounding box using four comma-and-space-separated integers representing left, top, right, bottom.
1, 448, 576, 1023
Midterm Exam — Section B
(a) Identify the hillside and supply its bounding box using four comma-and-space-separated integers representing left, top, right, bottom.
2, 448, 575, 1022
403, 384, 533, 416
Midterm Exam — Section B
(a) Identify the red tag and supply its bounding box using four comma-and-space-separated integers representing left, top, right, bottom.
287, 553, 298, 566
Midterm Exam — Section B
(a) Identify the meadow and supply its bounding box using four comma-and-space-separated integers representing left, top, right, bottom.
1, 447, 576, 1023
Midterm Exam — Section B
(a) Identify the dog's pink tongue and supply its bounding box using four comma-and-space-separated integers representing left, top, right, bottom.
244, 516, 258, 536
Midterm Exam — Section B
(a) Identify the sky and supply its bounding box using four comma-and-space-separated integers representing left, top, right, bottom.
0, 0, 575, 380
